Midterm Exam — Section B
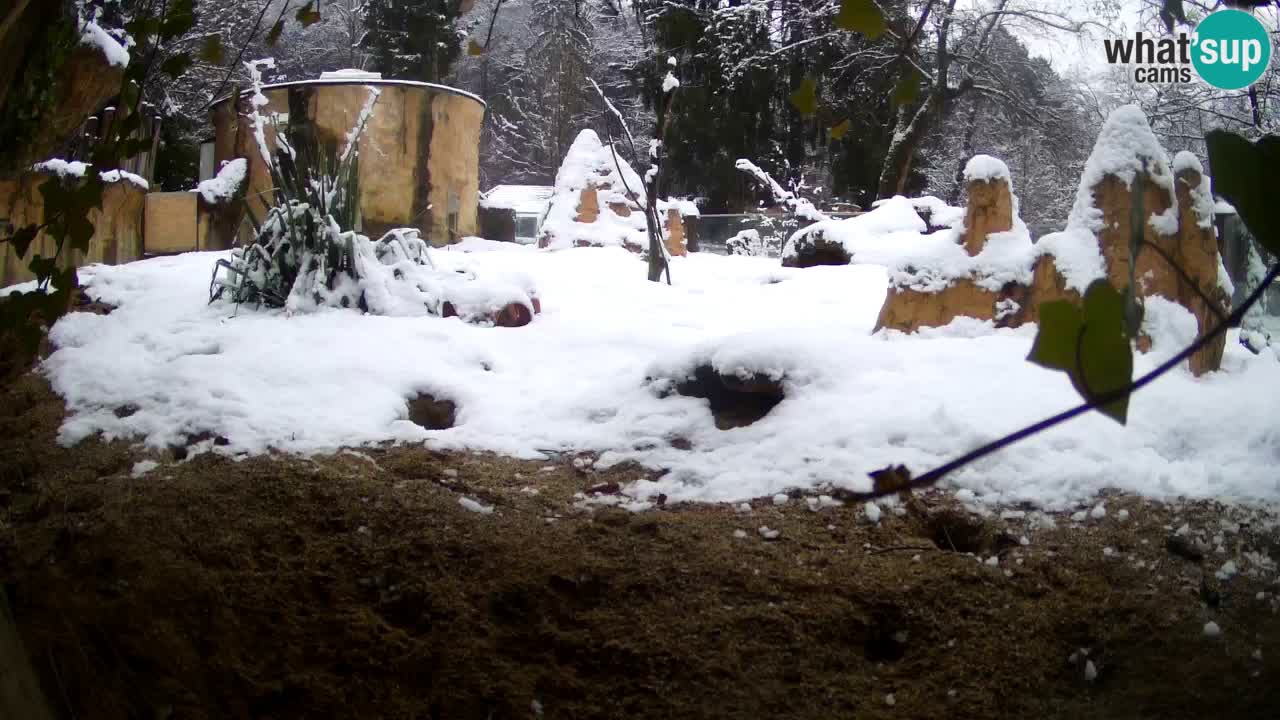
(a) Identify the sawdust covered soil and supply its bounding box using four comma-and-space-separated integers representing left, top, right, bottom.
2, 373, 1279, 719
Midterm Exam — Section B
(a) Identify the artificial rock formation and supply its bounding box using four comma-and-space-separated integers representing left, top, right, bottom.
545, 183, 687, 256
1085, 160, 1228, 375
874, 107, 1231, 376
875, 156, 1023, 333
537, 129, 688, 256
961, 174, 1014, 256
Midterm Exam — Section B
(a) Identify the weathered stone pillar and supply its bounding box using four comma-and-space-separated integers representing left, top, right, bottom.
1173, 162, 1230, 375
664, 207, 687, 257
961, 172, 1013, 255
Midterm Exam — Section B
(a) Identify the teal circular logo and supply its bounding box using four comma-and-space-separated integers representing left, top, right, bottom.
1192, 10, 1271, 90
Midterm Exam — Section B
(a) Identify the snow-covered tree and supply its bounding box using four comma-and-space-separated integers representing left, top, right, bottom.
362, 0, 469, 83
458, 0, 649, 186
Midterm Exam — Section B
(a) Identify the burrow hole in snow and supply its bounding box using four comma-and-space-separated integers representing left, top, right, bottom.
919, 509, 1015, 556
675, 365, 785, 430
407, 393, 458, 430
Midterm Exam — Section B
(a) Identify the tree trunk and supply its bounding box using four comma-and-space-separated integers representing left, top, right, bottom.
948, 100, 981, 205
877, 92, 941, 198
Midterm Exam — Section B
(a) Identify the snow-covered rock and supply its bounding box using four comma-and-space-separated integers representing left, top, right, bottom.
197, 159, 248, 205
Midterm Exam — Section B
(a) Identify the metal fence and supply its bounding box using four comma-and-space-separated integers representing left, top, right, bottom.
689, 212, 860, 256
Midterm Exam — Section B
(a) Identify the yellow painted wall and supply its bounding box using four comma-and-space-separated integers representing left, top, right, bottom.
426, 93, 484, 246
143, 192, 205, 255
211, 82, 484, 247
0, 173, 144, 286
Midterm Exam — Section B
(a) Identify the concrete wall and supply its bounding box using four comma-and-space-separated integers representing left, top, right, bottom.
425, 92, 484, 244
211, 81, 485, 247
143, 192, 210, 255
0, 173, 144, 286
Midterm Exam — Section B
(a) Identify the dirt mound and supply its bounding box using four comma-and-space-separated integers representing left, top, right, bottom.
2, 374, 1278, 719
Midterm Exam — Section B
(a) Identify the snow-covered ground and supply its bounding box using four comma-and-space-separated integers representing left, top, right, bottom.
11, 240, 1280, 510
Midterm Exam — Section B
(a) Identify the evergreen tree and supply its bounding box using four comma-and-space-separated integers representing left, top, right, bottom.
363, 0, 467, 83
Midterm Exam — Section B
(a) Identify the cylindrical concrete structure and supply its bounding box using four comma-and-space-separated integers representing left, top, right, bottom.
209, 79, 485, 248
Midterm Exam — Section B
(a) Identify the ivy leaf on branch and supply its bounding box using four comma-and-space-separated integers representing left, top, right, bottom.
27, 255, 59, 286
266, 18, 286, 46
1159, 0, 1187, 34
295, 2, 322, 28
161, 53, 194, 79
160, 0, 197, 41
200, 35, 225, 64
1028, 280, 1134, 425
835, 0, 886, 39
1206, 131, 1280, 255
893, 66, 923, 108
2, 225, 40, 259
789, 76, 818, 117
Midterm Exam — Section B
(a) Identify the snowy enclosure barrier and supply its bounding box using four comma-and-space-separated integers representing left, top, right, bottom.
208, 76, 485, 250
0, 168, 146, 285
27, 242, 1280, 509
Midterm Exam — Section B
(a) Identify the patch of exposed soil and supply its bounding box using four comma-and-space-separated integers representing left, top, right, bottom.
2, 371, 1279, 719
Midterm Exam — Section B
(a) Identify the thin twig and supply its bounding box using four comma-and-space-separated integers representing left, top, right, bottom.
479, 0, 505, 102
201, 0, 280, 110
869, 545, 937, 556
836, 263, 1280, 503
1138, 237, 1228, 324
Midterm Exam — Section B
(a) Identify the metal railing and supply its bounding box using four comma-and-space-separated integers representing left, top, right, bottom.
688, 212, 860, 256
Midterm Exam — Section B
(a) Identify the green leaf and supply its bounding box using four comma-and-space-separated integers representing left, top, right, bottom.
829, 118, 851, 140
66, 212, 95, 255
1159, 0, 1187, 34
1077, 282, 1133, 424
36, 176, 69, 209
295, 2, 322, 27
28, 255, 58, 283
1206, 131, 1280, 256
1027, 300, 1083, 373
3, 225, 40, 259
789, 76, 818, 117
200, 35, 225, 64
1028, 280, 1134, 425
125, 16, 161, 40
835, 0, 886, 38
118, 79, 140, 111
266, 19, 286, 46
160, 0, 197, 41
161, 53, 194, 79
892, 66, 923, 108
468, 39, 485, 56
76, 176, 106, 210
